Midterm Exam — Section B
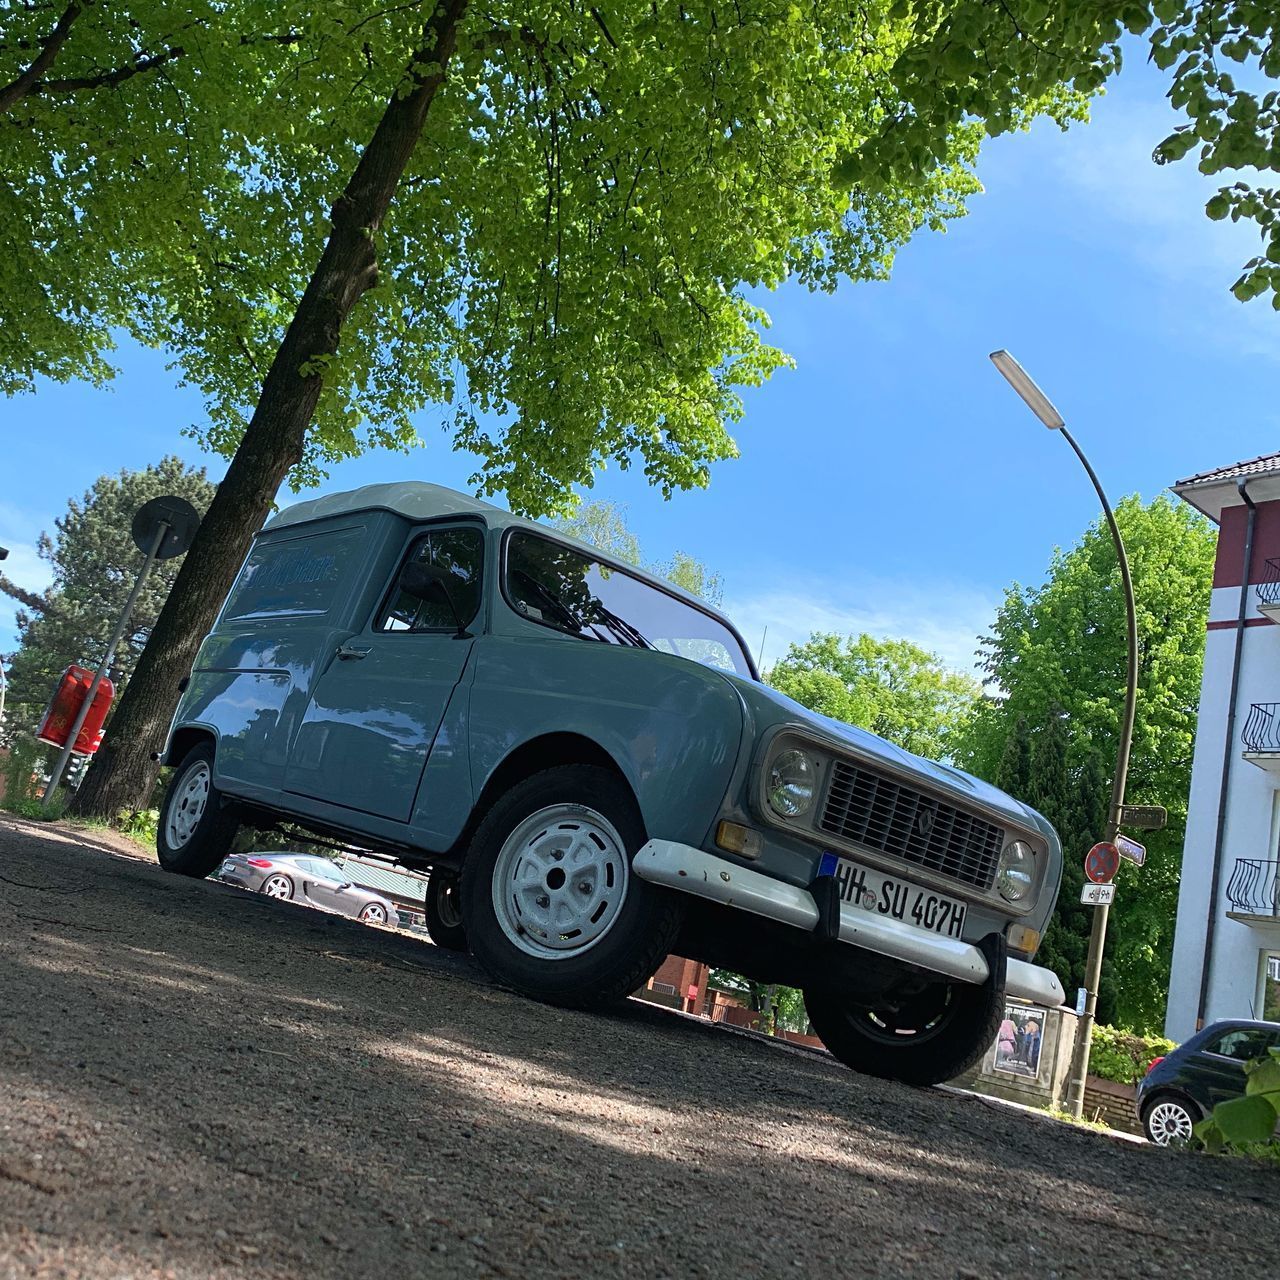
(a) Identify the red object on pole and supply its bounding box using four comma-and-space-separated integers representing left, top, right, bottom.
36, 666, 115, 756
1084, 841, 1121, 885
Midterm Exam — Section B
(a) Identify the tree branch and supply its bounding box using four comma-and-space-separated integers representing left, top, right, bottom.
14, 30, 303, 102
0, 0, 85, 114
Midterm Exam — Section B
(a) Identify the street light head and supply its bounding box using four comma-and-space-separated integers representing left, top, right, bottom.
989, 349, 1066, 430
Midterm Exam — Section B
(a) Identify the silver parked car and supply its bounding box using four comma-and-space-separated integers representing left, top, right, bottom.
217, 853, 397, 927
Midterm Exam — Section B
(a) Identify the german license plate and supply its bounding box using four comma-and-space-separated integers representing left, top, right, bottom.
819, 852, 967, 940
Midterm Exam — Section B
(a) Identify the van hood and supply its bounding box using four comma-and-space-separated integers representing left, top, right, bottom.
723, 674, 1054, 842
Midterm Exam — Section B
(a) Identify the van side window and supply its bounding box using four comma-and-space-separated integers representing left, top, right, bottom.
376, 526, 485, 633
222, 528, 364, 622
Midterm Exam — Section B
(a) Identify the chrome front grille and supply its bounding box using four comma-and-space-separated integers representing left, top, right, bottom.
818, 760, 1004, 891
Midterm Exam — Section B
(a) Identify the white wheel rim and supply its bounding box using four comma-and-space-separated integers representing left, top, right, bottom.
262, 875, 292, 900
491, 803, 629, 958
1148, 1100, 1194, 1145
363, 905, 386, 923
165, 760, 210, 849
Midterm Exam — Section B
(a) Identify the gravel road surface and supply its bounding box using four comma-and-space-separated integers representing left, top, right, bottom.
1, 815, 1276, 1279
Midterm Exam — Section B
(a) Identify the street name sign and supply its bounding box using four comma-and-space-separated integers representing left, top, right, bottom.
1120, 804, 1166, 831
1115, 834, 1146, 867
1084, 842, 1120, 884
1081, 883, 1116, 906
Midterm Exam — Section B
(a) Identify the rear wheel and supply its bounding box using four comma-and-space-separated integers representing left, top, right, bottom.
424, 871, 468, 951
157, 743, 239, 878
260, 874, 293, 900
1143, 1094, 1199, 1146
460, 765, 682, 1009
805, 965, 1005, 1087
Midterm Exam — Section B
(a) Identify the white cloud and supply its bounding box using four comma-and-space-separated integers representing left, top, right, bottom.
724, 575, 998, 677
1040, 92, 1280, 359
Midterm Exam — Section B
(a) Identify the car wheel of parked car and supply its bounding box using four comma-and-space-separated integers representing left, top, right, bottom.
424, 871, 468, 952
1142, 1094, 1199, 1146
460, 765, 683, 1009
260, 873, 294, 900
804, 972, 1004, 1087
156, 743, 240, 878
359, 903, 389, 925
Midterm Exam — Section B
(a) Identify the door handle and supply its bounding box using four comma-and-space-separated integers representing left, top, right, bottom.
336, 642, 372, 661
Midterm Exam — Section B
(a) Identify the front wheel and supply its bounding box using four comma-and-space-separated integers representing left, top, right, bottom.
157, 743, 239, 878
424, 871, 468, 951
459, 765, 683, 1009
359, 903, 391, 926
1142, 1094, 1199, 1146
805, 962, 1005, 1088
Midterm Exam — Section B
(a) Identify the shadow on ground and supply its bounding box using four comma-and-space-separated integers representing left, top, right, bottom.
0, 818, 1275, 1279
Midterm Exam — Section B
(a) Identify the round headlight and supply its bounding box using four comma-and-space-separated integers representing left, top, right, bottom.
767, 749, 816, 818
997, 840, 1034, 902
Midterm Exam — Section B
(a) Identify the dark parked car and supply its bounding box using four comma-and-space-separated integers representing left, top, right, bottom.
217, 852, 397, 927
1136, 1018, 1280, 1145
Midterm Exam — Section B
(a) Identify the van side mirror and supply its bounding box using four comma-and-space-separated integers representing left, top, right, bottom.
397, 562, 471, 638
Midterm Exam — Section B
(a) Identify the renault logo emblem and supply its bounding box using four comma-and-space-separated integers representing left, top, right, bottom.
915, 802, 937, 837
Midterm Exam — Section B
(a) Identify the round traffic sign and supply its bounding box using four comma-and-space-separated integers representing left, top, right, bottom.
1085, 841, 1120, 885
131, 496, 201, 560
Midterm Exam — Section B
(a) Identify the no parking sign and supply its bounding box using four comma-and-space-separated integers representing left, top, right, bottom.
1084, 842, 1120, 885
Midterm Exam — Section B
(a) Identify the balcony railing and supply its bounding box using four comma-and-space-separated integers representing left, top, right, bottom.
1226, 859, 1280, 917
1258, 559, 1280, 609
1242, 703, 1280, 753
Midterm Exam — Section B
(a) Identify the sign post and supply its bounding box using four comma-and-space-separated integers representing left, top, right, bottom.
41, 497, 200, 806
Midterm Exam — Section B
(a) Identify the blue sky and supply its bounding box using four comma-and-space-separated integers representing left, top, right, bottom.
2, 49, 1276, 675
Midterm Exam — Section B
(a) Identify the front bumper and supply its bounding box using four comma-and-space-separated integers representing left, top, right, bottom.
633, 839, 1066, 1008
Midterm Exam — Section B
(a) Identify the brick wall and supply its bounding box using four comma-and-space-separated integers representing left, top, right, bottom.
1081, 1075, 1141, 1136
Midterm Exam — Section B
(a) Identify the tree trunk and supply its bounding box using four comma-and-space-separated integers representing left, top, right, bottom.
71, 1, 469, 821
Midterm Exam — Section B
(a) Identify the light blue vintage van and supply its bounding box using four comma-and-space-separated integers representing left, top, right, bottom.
157, 483, 1065, 1085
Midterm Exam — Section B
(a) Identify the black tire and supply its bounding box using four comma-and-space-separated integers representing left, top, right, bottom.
257, 873, 294, 901
424, 871, 468, 951
805, 965, 1005, 1088
156, 743, 239, 878
1141, 1092, 1200, 1146
459, 765, 683, 1009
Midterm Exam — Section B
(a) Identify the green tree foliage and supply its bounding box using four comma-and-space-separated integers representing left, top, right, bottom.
993, 712, 1112, 1019
3, 1, 1039, 501
555, 501, 724, 604
768, 632, 980, 760
954, 496, 1217, 1033
0, 458, 214, 729
858, 2, 1280, 306
39, 1, 1071, 818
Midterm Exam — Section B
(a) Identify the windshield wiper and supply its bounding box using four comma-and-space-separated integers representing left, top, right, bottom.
590, 602, 653, 650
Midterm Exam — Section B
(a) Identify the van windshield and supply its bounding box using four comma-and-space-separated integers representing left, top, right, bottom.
504, 531, 753, 678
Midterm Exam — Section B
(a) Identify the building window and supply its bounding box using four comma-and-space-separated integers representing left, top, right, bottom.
1263, 952, 1280, 1022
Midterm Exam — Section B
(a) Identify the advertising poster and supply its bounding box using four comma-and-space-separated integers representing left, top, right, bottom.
994, 1002, 1044, 1078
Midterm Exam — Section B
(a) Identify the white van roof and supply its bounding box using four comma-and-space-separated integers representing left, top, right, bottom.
265, 482, 508, 531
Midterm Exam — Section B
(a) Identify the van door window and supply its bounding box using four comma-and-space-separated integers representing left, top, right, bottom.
376, 526, 484, 633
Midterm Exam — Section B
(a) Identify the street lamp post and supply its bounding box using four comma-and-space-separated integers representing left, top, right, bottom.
989, 350, 1140, 1121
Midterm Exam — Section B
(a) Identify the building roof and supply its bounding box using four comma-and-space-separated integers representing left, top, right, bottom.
1171, 453, 1280, 523
337, 856, 429, 905
1174, 453, 1280, 488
